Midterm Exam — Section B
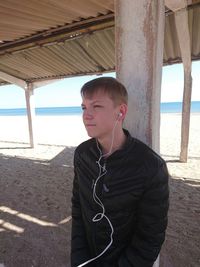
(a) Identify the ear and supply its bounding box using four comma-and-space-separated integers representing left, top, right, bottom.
118, 103, 128, 121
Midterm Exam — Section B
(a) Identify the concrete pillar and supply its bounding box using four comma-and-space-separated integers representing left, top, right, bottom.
25, 83, 36, 148
115, 1, 165, 266
115, 0, 165, 153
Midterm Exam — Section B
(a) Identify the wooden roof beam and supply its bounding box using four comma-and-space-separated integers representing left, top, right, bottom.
31, 79, 62, 89
0, 70, 27, 89
165, 0, 188, 11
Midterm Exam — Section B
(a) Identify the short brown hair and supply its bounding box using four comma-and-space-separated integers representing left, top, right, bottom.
81, 77, 128, 106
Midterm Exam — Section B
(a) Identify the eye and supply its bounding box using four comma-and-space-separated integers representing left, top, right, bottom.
81, 105, 86, 110
93, 105, 103, 109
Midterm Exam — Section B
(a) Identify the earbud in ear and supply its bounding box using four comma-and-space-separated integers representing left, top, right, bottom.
118, 112, 122, 117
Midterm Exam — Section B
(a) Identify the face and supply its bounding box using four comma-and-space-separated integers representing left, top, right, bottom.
81, 91, 121, 141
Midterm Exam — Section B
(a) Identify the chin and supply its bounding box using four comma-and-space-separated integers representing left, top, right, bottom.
86, 130, 96, 138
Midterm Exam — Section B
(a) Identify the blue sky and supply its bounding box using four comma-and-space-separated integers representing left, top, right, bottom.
0, 61, 199, 108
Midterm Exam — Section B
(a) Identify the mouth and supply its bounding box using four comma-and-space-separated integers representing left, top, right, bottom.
85, 124, 96, 127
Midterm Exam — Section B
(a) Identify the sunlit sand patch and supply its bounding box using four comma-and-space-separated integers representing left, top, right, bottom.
0, 206, 57, 227
0, 219, 24, 233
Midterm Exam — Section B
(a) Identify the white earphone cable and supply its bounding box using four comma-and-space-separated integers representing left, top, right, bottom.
77, 117, 119, 267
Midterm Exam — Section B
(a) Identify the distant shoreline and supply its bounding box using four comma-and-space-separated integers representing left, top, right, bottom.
0, 101, 199, 116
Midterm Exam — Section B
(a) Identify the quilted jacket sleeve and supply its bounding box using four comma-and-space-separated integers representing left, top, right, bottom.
71, 156, 92, 267
118, 161, 169, 267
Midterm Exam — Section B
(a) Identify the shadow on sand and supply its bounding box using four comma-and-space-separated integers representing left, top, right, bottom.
0, 145, 200, 267
160, 175, 200, 267
0, 145, 76, 267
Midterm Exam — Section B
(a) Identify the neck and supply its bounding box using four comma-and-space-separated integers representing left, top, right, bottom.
98, 128, 126, 157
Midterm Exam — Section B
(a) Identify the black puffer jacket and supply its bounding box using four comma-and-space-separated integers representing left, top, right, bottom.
71, 130, 169, 267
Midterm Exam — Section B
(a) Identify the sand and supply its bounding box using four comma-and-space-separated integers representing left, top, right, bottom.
0, 113, 199, 267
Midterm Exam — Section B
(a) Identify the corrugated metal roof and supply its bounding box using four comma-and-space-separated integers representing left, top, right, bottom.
0, 0, 114, 42
0, 1, 200, 85
0, 27, 115, 84
164, 4, 200, 64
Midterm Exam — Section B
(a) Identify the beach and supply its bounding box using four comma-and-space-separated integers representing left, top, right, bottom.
0, 113, 200, 267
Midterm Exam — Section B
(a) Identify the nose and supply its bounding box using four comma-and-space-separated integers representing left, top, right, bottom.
83, 109, 93, 120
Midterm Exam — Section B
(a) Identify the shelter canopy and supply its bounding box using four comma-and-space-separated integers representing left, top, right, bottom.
0, 0, 200, 86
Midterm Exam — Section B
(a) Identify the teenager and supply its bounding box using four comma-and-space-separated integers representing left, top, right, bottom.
71, 77, 169, 267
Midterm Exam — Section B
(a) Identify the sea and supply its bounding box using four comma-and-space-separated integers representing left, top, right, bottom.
0, 101, 199, 116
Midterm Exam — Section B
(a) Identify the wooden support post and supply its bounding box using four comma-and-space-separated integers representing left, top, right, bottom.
180, 68, 192, 162
25, 83, 36, 148
165, 1, 192, 162
0, 70, 37, 148
174, 9, 192, 162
